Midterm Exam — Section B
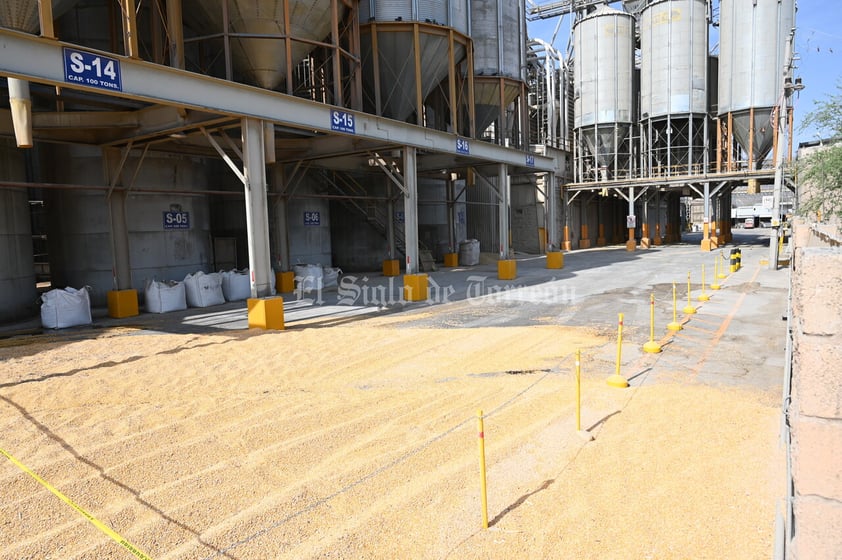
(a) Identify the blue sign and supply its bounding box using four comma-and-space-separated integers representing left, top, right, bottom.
163, 211, 189, 230
63, 48, 122, 92
331, 110, 356, 134
525, 154, 535, 167
304, 211, 321, 226
395, 211, 405, 224
456, 137, 470, 155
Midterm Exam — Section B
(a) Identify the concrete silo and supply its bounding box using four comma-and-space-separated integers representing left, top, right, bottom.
359, 0, 470, 128
718, 0, 796, 169
470, 0, 528, 147
573, 5, 635, 182
640, 0, 709, 177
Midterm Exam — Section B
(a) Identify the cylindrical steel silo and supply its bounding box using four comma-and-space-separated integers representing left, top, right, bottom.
46, 147, 214, 307
640, 0, 709, 176
573, 5, 635, 180
0, 139, 37, 322
719, 0, 795, 167
359, 1, 470, 125
183, 0, 336, 90
471, 0, 527, 146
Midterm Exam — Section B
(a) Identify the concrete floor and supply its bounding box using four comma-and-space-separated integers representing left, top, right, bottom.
2, 229, 789, 394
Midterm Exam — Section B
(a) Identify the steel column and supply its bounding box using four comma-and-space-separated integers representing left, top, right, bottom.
242, 117, 273, 297
498, 163, 510, 258
403, 147, 419, 274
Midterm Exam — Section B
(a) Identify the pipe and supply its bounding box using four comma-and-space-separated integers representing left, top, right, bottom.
8, 78, 33, 148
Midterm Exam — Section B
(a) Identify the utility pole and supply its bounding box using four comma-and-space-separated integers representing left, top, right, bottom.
769, 29, 802, 270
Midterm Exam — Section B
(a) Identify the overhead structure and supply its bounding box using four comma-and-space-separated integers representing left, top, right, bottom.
572, 5, 634, 182
718, 0, 796, 169
639, 0, 709, 177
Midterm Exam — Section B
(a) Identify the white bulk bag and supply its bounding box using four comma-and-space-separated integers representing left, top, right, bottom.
323, 267, 342, 289
145, 279, 187, 313
221, 269, 251, 301
458, 239, 480, 266
293, 264, 324, 293
40, 286, 92, 329
184, 271, 225, 308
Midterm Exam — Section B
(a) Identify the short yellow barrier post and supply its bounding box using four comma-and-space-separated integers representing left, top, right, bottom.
477, 410, 489, 529
683, 271, 697, 314
711, 256, 722, 290
697, 264, 710, 301
606, 313, 629, 388
643, 293, 662, 353
667, 282, 682, 331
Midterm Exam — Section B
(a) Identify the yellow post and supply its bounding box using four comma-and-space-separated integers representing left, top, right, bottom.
698, 264, 711, 301
683, 271, 697, 314
711, 256, 722, 290
667, 282, 682, 331
718, 251, 728, 279
643, 293, 662, 353
575, 349, 582, 431
477, 410, 488, 529
606, 313, 629, 388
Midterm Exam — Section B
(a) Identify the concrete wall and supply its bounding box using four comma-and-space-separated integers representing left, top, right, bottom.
789, 219, 842, 559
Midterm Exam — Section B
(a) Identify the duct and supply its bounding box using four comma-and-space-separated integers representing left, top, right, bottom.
8, 78, 32, 148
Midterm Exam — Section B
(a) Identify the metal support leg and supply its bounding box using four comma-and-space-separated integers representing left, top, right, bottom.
403, 146, 419, 274
242, 117, 273, 297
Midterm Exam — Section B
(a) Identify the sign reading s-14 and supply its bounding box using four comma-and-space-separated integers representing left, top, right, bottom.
63, 48, 122, 92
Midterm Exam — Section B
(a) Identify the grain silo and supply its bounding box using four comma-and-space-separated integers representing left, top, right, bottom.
471, 0, 527, 146
640, 0, 709, 176
359, 1, 470, 126
573, 5, 635, 181
718, 0, 796, 168
183, 0, 338, 91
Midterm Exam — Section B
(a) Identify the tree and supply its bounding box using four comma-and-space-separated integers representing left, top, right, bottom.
798, 84, 842, 220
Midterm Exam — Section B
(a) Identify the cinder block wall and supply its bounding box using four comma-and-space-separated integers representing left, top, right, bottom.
790, 219, 842, 559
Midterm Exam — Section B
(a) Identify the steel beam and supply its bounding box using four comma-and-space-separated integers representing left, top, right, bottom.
0, 29, 554, 172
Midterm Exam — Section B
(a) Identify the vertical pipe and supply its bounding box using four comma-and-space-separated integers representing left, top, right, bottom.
413, 24, 423, 126
8, 79, 32, 148
283, 0, 293, 95
447, 177, 456, 253
222, 0, 232, 81
371, 23, 382, 116
331, 0, 342, 106
403, 147, 419, 274
242, 117, 273, 297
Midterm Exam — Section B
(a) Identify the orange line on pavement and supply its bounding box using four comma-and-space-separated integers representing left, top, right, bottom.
691, 266, 763, 376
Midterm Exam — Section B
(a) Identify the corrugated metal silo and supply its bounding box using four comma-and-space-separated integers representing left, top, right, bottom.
573, 5, 635, 180
46, 147, 215, 307
359, 0, 470, 124
184, 0, 335, 90
0, 139, 37, 322
719, 0, 795, 167
0, 0, 79, 33
471, 0, 527, 146
640, 0, 709, 176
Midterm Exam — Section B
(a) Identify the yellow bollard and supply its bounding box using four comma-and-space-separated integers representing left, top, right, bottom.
711, 256, 721, 290
643, 293, 662, 353
718, 251, 728, 279
477, 410, 488, 529
667, 282, 683, 331
697, 264, 710, 302
606, 313, 629, 388
575, 349, 582, 432
683, 271, 697, 314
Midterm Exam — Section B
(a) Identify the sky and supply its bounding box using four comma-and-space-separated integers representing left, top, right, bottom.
525, 0, 842, 150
